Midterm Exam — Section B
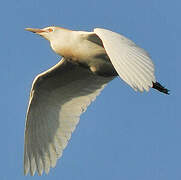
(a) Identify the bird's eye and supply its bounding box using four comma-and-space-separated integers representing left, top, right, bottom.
47, 28, 53, 32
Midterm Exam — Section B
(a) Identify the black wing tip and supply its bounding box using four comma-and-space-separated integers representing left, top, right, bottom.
152, 82, 170, 95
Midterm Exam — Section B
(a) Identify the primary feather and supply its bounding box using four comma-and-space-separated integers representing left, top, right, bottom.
24, 59, 113, 175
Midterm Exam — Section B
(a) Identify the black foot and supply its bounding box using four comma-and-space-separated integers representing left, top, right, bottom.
152, 82, 170, 95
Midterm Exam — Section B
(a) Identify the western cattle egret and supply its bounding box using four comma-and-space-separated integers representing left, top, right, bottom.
24, 26, 169, 176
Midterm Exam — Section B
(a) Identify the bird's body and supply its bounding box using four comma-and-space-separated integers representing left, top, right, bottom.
24, 26, 169, 176
48, 29, 117, 76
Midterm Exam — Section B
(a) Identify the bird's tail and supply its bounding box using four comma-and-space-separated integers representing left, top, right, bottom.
152, 82, 170, 95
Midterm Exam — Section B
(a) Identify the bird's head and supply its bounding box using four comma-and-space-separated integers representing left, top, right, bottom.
25, 26, 69, 41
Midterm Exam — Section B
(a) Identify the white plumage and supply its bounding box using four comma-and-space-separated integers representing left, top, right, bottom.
94, 28, 155, 91
24, 26, 168, 176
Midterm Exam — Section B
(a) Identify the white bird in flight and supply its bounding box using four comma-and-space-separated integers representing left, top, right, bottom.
24, 26, 169, 176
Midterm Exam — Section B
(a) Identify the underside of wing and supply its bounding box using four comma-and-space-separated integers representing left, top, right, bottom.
94, 28, 156, 92
24, 58, 113, 176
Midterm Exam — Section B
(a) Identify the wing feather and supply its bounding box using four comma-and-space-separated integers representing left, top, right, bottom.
24, 58, 113, 175
94, 28, 156, 92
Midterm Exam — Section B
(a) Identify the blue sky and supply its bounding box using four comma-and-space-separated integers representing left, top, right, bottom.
0, 0, 179, 179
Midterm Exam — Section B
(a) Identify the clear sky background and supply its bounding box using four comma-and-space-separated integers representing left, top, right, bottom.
0, 0, 179, 179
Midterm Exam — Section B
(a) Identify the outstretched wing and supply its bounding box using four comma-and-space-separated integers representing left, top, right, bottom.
94, 28, 156, 92
24, 58, 113, 176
